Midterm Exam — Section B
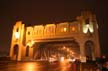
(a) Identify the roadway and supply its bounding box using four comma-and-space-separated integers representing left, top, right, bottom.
0, 61, 97, 71
0, 61, 78, 71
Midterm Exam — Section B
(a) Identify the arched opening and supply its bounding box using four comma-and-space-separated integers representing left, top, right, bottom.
13, 44, 19, 60
85, 40, 94, 60
34, 40, 80, 60
26, 46, 30, 57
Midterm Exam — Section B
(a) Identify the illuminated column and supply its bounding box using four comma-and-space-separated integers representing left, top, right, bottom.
80, 11, 100, 59
10, 21, 25, 61
78, 39, 86, 62
25, 26, 34, 59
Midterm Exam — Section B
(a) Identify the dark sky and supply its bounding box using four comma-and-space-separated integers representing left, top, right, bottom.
0, 0, 108, 55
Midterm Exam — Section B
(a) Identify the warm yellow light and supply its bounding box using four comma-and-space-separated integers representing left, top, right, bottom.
15, 32, 19, 39
86, 24, 89, 28
63, 27, 67, 32
71, 52, 74, 55
72, 27, 75, 31
67, 48, 69, 51
23, 63, 37, 71
27, 43, 30, 46
83, 24, 94, 33
83, 29, 87, 33
31, 40, 34, 45
63, 46, 66, 49
60, 57, 65, 62
26, 40, 34, 47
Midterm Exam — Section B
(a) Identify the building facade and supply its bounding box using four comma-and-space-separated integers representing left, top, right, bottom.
10, 11, 100, 61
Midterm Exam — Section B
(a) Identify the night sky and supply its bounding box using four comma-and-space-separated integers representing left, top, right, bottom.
0, 0, 108, 55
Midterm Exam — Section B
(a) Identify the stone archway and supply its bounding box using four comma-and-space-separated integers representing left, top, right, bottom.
85, 40, 94, 60
13, 44, 19, 60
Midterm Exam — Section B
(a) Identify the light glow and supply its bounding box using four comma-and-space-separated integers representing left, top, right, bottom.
72, 27, 75, 31
83, 24, 94, 33
31, 40, 34, 45
63, 46, 66, 49
86, 24, 89, 28
15, 32, 19, 39
63, 27, 67, 32
22, 62, 39, 71
60, 57, 65, 62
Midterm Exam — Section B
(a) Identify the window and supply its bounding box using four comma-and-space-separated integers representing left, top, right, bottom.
71, 27, 75, 32
70, 26, 78, 33
28, 31, 30, 35
85, 18, 89, 24
63, 27, 67, 32
61, 27, 67, 32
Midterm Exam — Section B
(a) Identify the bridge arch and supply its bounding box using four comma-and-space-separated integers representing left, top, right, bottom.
25, 46, 30, 57
13, 44, 19, 60
84, 40, 94, 60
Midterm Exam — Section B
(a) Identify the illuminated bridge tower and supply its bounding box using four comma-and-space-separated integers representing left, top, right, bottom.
10, 11, 100, 61
9, 21, 25, 61
77, 11, 100, 61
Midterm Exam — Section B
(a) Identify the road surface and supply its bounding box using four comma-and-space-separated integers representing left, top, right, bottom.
0, 61, 78, 71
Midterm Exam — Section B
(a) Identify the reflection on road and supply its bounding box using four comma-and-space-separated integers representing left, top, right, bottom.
22, 62, 38, 71
0, 61, 76, 71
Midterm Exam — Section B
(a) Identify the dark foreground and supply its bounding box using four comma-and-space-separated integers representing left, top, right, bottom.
0, 61, 97, 71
